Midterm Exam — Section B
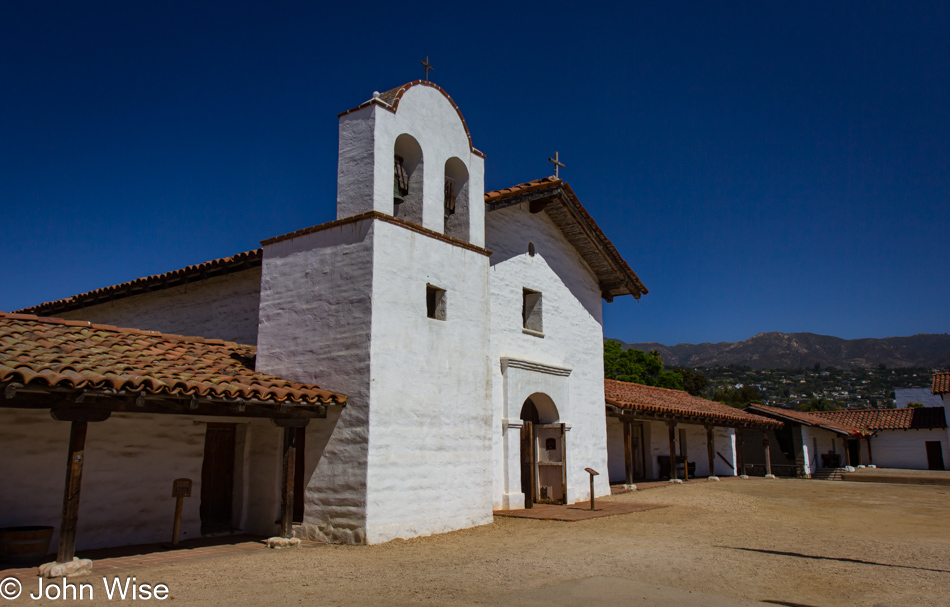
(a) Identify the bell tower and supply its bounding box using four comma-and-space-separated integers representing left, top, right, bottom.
335, 81, 486, 247
259, 81, 494, 544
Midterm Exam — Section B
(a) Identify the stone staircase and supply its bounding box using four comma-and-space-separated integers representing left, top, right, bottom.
811, 468, 846, 481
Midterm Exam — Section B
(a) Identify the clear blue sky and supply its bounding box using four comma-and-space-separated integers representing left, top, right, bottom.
2, 2, 947, 345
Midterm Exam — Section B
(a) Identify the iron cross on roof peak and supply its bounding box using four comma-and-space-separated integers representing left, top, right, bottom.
420, 57, 434, 82
548, 151, 565, 178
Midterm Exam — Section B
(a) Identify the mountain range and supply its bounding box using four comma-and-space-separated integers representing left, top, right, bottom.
611, 332, 950, 370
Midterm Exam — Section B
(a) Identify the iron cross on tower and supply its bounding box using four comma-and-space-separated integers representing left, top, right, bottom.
548, 151, 565, 178
420, 57, 434, 82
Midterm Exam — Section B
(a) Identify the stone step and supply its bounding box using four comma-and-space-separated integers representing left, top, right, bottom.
811, 468, 846, 481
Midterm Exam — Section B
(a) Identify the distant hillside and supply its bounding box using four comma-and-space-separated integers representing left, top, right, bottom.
610, 332, 950, 370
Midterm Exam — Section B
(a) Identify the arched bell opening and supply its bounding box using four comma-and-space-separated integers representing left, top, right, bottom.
393, 134, 424, 226
443, 157, 469, 241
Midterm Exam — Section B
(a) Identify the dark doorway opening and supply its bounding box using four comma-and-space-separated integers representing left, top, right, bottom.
200, 423, 236, 535
926, 441, 945, 471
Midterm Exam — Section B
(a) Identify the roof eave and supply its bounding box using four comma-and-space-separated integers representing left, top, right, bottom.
485, 180, 648, 301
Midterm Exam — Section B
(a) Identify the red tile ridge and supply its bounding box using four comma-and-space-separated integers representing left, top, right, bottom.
605, 378, 781, 427
337, 81, 485, 158
15, 248, 262, 316
484, 176, 562, 201
932, 372, 950, 395
485, 178, 648, 298
0, 311, 240, 348
745, 403, 859, 434
0, 313, 347, 406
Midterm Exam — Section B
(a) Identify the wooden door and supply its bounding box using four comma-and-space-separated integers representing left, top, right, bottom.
520, 421, 535, 508
534, 423, 566, 505
292, 427, 306, 523
926, 441, 945, 471
630, 423, 645, 479
200, 423, 236, 535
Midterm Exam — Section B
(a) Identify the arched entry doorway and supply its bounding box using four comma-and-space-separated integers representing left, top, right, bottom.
520, 394, 566, 507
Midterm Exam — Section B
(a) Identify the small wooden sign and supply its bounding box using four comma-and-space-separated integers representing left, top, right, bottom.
585, 467, 600, 476
172, 478, 192, 498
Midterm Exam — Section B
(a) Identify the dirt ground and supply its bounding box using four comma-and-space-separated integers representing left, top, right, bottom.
19, 479, 950, 606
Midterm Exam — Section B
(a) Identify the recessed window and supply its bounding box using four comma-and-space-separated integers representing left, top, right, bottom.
426, 284, 447, 321
528, 242, 536, 257
523, 288, 542, 333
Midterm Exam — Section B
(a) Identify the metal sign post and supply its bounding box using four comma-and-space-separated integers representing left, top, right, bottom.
585, 467, 599, 511
170, 478, 192, 546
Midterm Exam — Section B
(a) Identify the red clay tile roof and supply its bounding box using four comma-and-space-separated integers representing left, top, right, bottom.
605, 379, 781, 427
0, 312, 345, 406
16, 249, 262, 317
484, 176, 563, 203
485, 178, 648, 300
745, 403, 858, 434
811, 408, 946, 431
338, 81, 485, 158
933, 372, 950, 395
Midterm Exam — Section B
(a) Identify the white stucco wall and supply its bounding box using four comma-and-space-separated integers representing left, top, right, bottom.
869, 429, 949, 470
257, 219, 375, 545
800, 426, 842, 471
257, 216, 493, 544
0, 409, 282, 551
486, 204, 609, 509
55, 268, 262, 345
363, 220, 492, 543
605, 416, 626, 483
336, 85, 486, 247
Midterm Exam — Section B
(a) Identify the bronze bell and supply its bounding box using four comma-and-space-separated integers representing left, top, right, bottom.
394, 176, 405, 205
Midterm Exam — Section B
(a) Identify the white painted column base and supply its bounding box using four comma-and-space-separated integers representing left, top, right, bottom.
501, 492, 526, 510
764, 474, 777, 479
707, 476, 720, 482
39, 558, 93, 578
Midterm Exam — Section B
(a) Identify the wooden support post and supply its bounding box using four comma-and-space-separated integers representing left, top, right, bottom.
762, 431, 773, 477
57, 421, 87, 563
585, 468, 600, 511
623, 421, 634, 486
525, 421, 535, 509
866, 437, 873, 466
681, 428, 689, 481
171, 497, 184, 545
706, 426, 716, 478
667, 421, 677, 480
280, 426, 296, 539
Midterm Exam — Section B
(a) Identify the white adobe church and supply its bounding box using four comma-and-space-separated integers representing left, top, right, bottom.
1, 80, 648, 550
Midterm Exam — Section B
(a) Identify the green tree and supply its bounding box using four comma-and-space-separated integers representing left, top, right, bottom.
672, 367, 707, 396
710, 384, 762, 408
604, 341, 684, 390
906, 402, 924, 409
798, 397, 841, 412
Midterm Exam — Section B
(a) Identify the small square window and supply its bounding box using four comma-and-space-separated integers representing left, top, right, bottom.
523, 288, 542, 333
426, 284, 447, 321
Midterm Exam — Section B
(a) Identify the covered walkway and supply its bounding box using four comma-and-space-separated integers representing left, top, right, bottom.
604, 379, 781, 483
